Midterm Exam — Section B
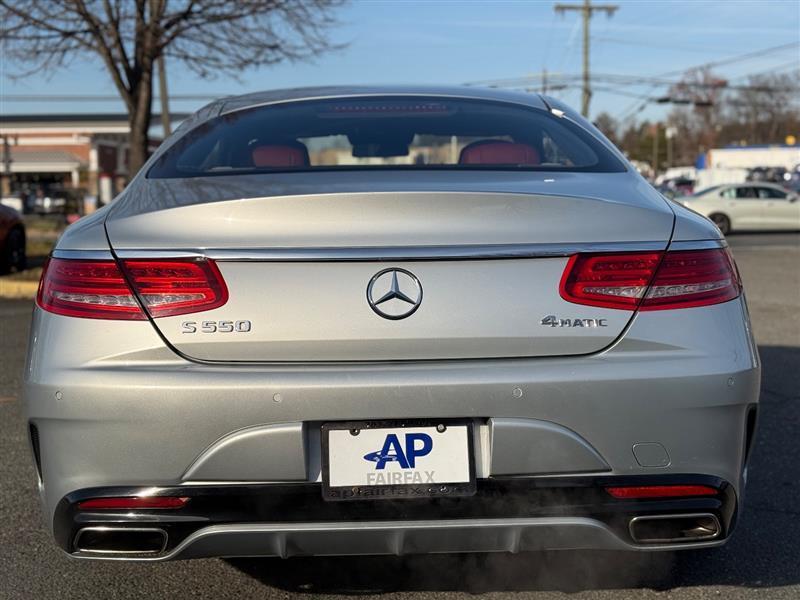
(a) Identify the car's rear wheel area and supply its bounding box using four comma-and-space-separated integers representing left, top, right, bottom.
709, 213, 731, 235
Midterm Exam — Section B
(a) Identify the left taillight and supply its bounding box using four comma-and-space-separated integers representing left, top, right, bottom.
37, 257, 228, 320
121, 259, 228, 318
37, 258, 146, 320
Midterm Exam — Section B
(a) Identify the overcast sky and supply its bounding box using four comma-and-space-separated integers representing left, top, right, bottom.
1, 0, 798, 127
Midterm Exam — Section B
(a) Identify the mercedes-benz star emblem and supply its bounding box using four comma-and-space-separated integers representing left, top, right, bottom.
366, 268, 423, 320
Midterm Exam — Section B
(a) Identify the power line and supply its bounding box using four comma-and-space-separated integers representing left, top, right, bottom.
657, 41, 800, 78
614, 41, 800, 122
466, 72, 797, 93
731, 60, 800, 80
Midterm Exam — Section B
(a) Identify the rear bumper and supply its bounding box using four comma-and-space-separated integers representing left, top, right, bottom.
24, 297, 760, 558
58, 475, 737, 560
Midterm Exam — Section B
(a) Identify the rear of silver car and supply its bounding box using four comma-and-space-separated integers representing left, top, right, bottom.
24, 88, 759, 560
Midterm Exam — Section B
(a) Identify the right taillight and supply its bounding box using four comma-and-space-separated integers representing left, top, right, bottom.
640, 248, 740, 311
560, 248, 740, 311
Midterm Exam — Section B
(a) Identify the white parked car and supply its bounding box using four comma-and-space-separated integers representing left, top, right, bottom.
678, 183, 800, 234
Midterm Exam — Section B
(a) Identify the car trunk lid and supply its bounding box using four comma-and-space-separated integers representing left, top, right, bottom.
105, 174, 673, 361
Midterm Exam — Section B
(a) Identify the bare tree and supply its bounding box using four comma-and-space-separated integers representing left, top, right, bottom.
592, 112, 619, 145
667, 67, 727, 152
727, 71, 800, 144
1, 0, 345, 174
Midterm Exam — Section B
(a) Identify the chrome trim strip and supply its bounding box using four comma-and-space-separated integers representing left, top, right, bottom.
51, 249, 114, 260
113, 241, 667, 262
114, 250, 205, 259
55, 241, 722, 262
668, 239, 727, 251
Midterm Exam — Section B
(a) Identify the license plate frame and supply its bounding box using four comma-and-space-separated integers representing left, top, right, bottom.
321, 419, 476, 501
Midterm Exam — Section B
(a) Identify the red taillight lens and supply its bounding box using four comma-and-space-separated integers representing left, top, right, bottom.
120, 259, 228, 318
37, 257, 228, 320
605, 485, 718, 499
77, 496, 190, 510
640, 249, 740, 311
559, 252, 662, 310
559, 248, 740, 311
37, 258, 146, 320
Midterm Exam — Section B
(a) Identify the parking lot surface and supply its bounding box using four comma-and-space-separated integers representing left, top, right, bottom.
1, 232, 798, 599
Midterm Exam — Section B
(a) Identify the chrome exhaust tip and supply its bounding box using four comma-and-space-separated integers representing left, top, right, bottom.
629, 513, 721, 544
74, 527, 167, 555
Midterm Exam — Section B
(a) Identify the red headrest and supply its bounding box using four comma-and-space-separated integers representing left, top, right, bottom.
251, 143, 309, 168
459, 140, 540, 165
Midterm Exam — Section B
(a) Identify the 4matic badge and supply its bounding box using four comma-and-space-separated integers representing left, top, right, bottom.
540, 315, 608, 328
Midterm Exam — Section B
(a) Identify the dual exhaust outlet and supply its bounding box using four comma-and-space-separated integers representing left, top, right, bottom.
72, 513, 721, 555
74, 527, 168, 555
629, 513, 721, 544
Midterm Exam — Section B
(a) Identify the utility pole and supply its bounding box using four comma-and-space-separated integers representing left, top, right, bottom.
542, 68, 548, 94
554, 0, 618, 118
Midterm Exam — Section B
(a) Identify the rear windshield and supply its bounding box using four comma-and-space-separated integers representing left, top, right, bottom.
148, 96, 626, 178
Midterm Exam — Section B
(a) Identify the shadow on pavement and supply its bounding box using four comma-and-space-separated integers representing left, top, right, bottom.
229, 344, 799, 594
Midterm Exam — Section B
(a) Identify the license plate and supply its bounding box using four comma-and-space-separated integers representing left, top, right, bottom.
321, 420, 476, 501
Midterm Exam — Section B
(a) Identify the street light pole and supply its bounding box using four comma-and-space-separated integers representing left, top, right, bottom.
665, 126, 677, 168
652, 123, 660, 177
157, 55, 172, 138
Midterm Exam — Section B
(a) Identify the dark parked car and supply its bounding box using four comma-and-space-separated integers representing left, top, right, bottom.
0, 204, 26, 273
747, 166, 788, 184
656, 176, 695, 199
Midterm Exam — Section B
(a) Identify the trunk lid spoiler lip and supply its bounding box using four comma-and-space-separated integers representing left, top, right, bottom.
52, 240, 725, 263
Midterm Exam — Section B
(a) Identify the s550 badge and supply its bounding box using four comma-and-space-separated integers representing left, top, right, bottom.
181, 320, 252, 333
540, 315, 608, 328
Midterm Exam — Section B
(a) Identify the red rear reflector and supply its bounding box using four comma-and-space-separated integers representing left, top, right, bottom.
37, 257, 228, 320
605, 485, 719, 499
77, 496, 190, 510
37, 258, 146, 320
560, 248, 740, 311
121, 259, 228, 318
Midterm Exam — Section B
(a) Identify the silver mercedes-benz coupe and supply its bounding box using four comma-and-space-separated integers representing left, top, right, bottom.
25, 86, 760, 561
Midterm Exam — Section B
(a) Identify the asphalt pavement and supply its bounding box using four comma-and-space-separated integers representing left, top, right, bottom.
0, 232, 798, 599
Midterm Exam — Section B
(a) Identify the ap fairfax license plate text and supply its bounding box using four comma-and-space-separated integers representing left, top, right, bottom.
322, 421, 475, 501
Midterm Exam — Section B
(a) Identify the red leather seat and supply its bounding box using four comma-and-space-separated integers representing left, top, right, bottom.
251, 143, 310, 167
458, 140, 540, 165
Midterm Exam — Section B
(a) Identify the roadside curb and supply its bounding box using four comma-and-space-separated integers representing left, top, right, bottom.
0, 279, 38, 300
